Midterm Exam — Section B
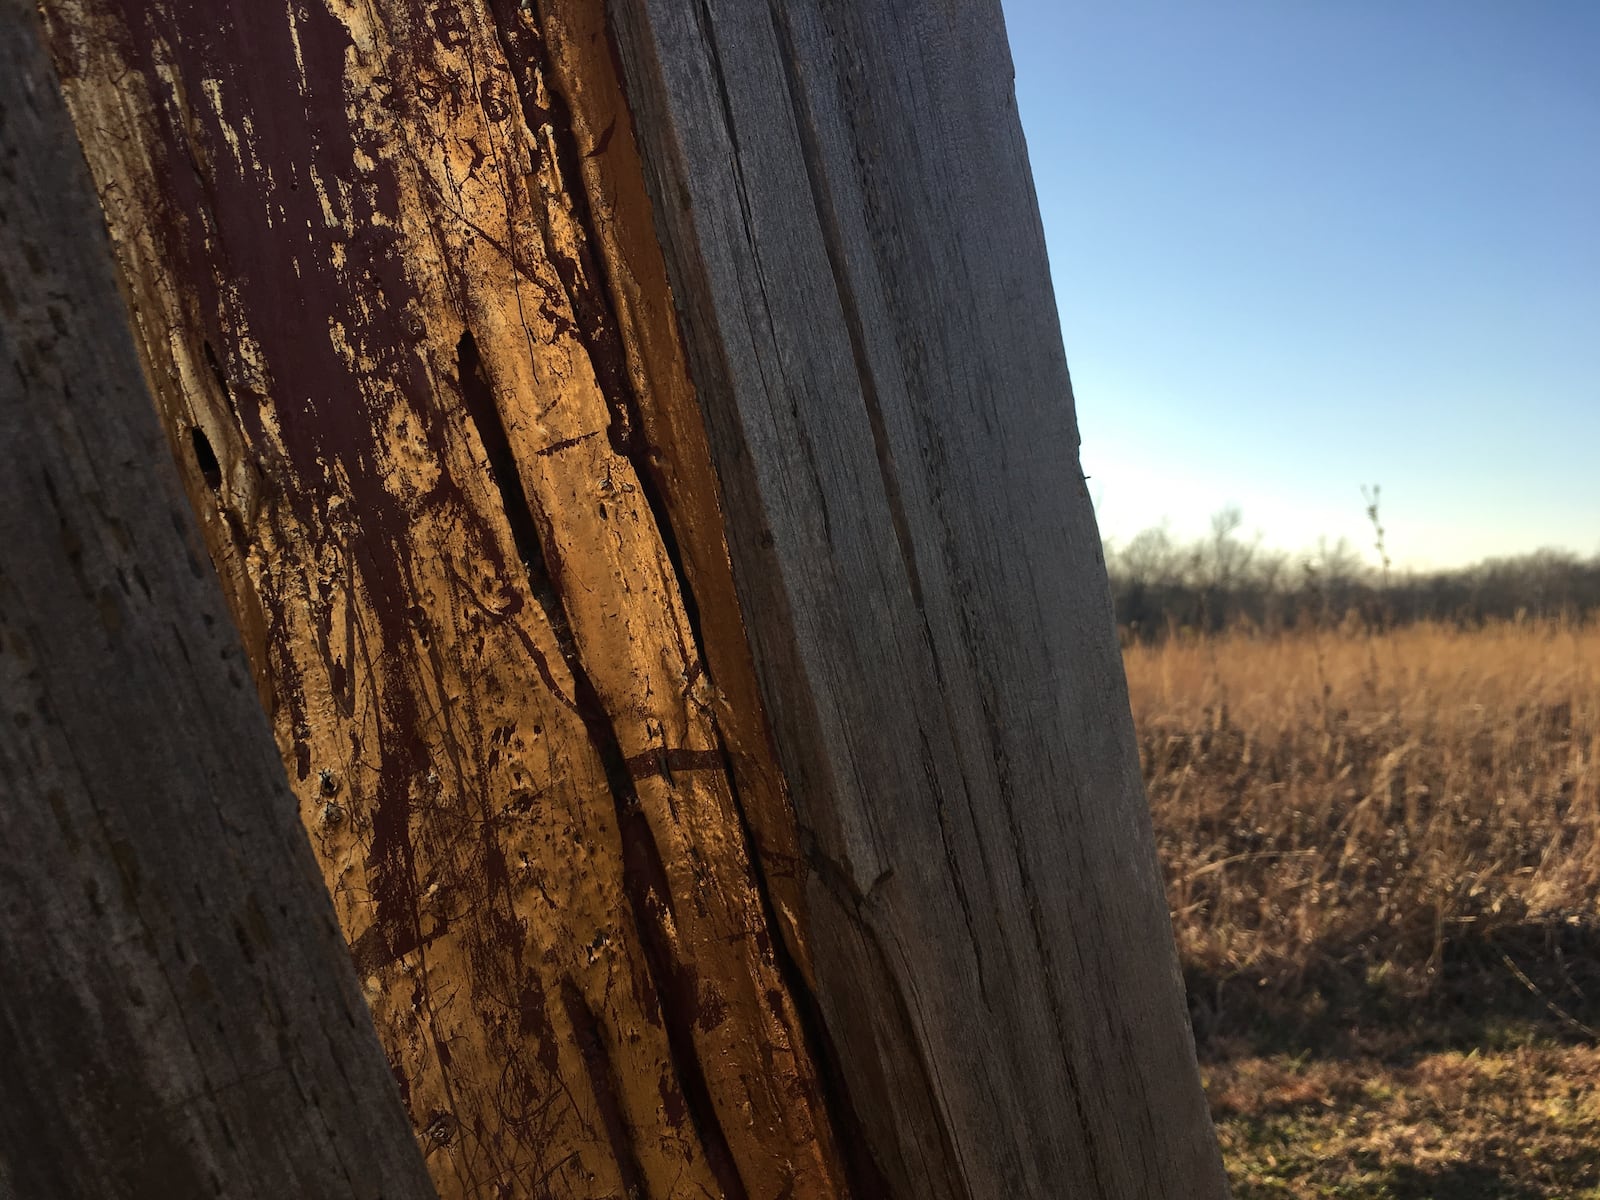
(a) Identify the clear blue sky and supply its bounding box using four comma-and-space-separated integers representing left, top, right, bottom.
1000, 1, 1599, 569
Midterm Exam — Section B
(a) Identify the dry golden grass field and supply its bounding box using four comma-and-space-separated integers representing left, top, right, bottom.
1127, 621, 1600, 1198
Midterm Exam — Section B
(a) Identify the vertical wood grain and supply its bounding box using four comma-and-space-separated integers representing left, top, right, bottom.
0, 5, 437, 1195
35, 0, 851, 1193
608, 1, 1231, 1195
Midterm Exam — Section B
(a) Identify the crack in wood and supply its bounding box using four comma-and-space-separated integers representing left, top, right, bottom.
454, 317, 751, 1198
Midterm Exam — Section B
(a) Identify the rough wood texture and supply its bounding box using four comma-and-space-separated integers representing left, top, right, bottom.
609, 2, 1231, 1195
0, 5, 437, 1196
38, 0, 852, 1195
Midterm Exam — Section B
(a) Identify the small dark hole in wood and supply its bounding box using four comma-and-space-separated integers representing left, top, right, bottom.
191, 427, 222, 490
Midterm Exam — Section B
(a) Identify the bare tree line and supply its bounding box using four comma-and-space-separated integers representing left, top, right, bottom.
1105, 505, 1600, 640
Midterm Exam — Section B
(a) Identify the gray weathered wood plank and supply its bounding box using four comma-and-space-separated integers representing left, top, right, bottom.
0, 6, 437, 1196
609, 1, 1230, 1195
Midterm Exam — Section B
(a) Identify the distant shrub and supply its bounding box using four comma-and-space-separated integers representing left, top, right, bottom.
1105, 509, 1600, 641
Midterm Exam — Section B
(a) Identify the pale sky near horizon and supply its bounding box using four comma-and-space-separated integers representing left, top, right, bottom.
1000, 1, 1599, 570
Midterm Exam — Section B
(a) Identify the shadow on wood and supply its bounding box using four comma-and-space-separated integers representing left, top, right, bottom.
0, 5, 435, 1196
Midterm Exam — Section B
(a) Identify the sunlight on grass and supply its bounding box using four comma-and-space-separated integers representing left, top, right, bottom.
1130, 620, 1600, 1196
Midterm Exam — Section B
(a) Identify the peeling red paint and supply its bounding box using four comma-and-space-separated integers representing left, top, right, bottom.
42, 0, 852, 1195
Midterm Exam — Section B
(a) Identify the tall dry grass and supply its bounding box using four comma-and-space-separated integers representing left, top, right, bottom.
1128, 619, 1600, 1048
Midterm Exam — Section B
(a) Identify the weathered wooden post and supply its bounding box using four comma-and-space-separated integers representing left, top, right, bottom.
608, 4, 1228, 1195
6, 0, 1226, 1194
0, 4, 436, 1195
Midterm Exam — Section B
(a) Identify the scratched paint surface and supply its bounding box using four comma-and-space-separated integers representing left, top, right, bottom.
40, 1, 846, 1194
